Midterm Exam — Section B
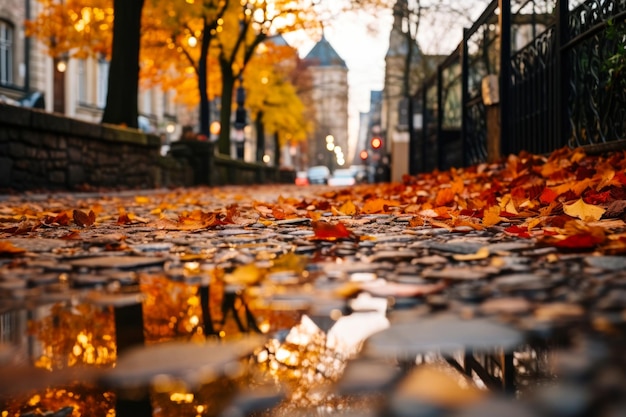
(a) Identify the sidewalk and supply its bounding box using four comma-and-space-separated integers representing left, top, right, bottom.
1, 147, 625, 416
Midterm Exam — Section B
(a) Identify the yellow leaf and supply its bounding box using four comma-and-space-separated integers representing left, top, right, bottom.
339, 200, 357, 216
453, 246, 490, 261
482, 205, 503, 227
499, 194, 518, 215
563, 198, 606, 222
223, 264, 263, 286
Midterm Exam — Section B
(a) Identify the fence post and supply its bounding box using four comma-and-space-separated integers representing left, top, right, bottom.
461, 28, 469, 167
499, 0, 511, 157
556, 0, 570, 147
436, 65, 444, 170
421, 84, 428, 173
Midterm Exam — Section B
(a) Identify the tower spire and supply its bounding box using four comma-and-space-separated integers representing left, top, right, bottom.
393, 0, 408, 28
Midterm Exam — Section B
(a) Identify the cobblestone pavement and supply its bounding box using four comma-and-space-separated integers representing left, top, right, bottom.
1, 182, 625, 417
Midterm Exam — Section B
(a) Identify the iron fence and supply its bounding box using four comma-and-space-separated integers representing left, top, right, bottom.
410, 0, 626, 174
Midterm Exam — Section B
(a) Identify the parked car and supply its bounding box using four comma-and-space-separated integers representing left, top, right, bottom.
307, 165, 331, 185
327, 168, 357, 187
295, 171, 309, 186
349, 165, 369, 183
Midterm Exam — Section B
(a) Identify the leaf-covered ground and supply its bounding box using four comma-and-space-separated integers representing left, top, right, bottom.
2, 146, 623, 254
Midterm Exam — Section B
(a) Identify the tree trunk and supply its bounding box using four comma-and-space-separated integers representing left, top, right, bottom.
255, 111, 265, 162
218, 62, 235, 155
273, 132, 281, 167
101, 0, 144, 128
198, 20, 211, 137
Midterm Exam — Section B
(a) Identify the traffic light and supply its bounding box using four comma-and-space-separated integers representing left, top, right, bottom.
371, 136, 383, 150
360, 150, 369, 161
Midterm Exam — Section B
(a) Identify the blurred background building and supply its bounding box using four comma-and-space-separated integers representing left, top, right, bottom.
300, 34, 349, 173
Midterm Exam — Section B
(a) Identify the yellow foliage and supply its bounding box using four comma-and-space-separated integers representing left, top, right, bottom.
27, 0, 320, 113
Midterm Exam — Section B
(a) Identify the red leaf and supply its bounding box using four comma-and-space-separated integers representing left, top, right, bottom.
117, 213, 132, 225
73, 209, 95, 227
60, 230, 82, 240
45, 212, 71, 226
540, 187, 558, 204
553, 234, 603, 250
584, 190, 611, 205
504, 225, 531, 238
311, 221, 353, 240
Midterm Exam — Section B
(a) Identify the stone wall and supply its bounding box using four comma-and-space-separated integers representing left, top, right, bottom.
0, 104, 295, 192
0, 103, 169, 191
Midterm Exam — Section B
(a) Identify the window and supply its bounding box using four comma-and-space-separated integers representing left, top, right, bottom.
97, 57, 109, 108
142, 87, 153, 115
0, 20, 14, 86
77, 59, 87, 103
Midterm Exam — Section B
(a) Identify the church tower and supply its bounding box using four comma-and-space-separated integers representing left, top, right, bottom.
302, 34, 349, 171
382, 0, 422, 181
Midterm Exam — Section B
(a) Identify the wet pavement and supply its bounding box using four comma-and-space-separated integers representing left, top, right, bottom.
1, 160, 626, 417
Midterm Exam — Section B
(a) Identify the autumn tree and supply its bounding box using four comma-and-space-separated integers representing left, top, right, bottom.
245, 38, 311, 165
213, 0, 319, 155
27, 0, 316, 154
26, 0, 144, 128
141, 0, 229, 137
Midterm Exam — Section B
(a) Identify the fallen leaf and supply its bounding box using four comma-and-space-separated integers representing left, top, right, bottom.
362, 198, 400, 214
117, 213, 132, 225
409, 216, 425, 227
453, 246, 490, 261
482, 205, 503, 227
60, 230, 82, 240
563, 198, 606, 222
311, 221, 353, 240
73, 209, 95, 227
504, 225, 531, 238
44, 211, 71, 226
223, 263, 263, 285
604, 200, 626, 218
338, 200, 357, 216
435, 188, 455, 206
0, 241, 26, 255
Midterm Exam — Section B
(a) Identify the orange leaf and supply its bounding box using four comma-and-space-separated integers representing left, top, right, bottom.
60, 230, 82, 240
73, 209, 95, 227
307, 211, 323, 222
482, 205, 503, 227
45, 211, 71, 226
362, 198, 400, 214
117, 211, 132, 225
409, 216, 425, 227
435, 188, 455, 206
0, 241, 26, 255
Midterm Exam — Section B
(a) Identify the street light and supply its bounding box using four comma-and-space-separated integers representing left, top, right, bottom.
55, 56, 68, 73
210, 121, 221, 143
233, 77, 247, 159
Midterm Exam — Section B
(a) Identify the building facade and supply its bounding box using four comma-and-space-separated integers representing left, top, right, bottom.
301, 35, 349, 172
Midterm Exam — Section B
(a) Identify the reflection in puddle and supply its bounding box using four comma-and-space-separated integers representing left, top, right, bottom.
1, 276, 622, 417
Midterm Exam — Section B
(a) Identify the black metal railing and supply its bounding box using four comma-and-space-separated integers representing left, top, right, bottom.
410, 0, 626, 174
